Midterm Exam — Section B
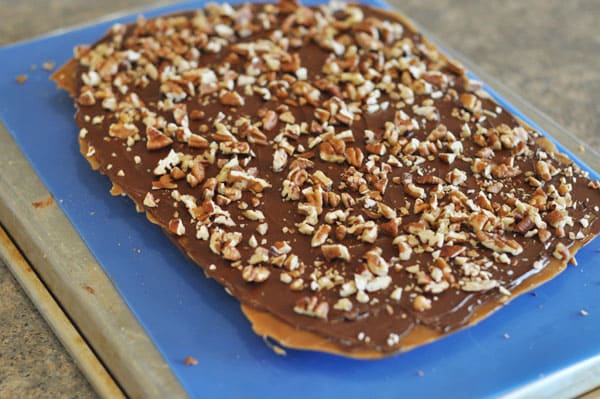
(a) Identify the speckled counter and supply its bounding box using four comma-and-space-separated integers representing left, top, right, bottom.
0, 1, 598, 397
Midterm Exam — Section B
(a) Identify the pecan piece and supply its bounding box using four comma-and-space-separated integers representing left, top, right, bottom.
476, 231, 523, 255
460, 93, 481, 113
187, 133, 209, 149
462, 279, 498, 292
146, 126, 173, 150
109, 122, 138, 139
262, 110, 278, 131
311, 225, 331, 247
319, 140, 346, 163
345, 147, 364, 167
321, 244, 351, 261
273, 148, 288, 172
364, 247, 389, 276
242, 265, 271, 283
535, 160, 552, 181
168, 218, 186, 236
413, 295, 432, 312
220, 91, 245, 107
405, 183, 426, 199
77, 90, 96, 106
294, 296, 329, 319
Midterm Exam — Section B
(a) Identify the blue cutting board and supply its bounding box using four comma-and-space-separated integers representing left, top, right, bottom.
1, 1, 599, 397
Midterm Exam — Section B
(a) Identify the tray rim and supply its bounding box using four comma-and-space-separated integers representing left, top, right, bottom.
0, 123, 187, 398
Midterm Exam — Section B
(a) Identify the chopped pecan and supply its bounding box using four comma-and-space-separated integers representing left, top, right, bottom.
546, 209, 569, 229
311, 225, 331, 247
364, 247, 389, 276
321, 244, 351, 261
242, 265, 271, 283
77, 90, 96, 106
380, 218, 400, 236
109, 122, 138, 139
168, 218, 185, 236
413, 295, 432, 312
273, 148, 288, 172
476, 231, 523, 255
220, 91, 245, 107
319, 139, 346, 163
462, 279, 498, 292
445, 168, 467, 185
393, 238, 412, 261
535, 160, 552, 181
187, 133, 210, 149
312, 170, 333, 188
143, 192, 158, 208
345, 147, 364, 167
460, 93, 481, 113
146, 127, 173, 150
492, 163, 521, 179
552, 242, 573, 263
405, 183, 426, 199
294, 296, 329, 319
262, 110, 278, 131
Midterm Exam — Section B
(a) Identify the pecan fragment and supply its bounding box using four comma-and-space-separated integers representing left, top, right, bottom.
460, 93, 481, 113
242, 265, 271, 283
319, 139, 346, 163
476, 231, 523, 256
146, 127, 173, 150
262, 110, 278, 131
413, 295, 432, 312
294, 296, 329, 319
109, 123, 138, 139
345, 147, 364, 167
220, 91, 245, 107
321, 244, 351, 261
311, 225, 331, 247
168, 218, 186, 236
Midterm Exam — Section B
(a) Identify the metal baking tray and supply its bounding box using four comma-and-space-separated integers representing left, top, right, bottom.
0, 1, 598, 398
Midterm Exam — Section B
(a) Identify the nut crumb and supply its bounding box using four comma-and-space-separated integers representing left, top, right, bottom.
184, 356, 198, 366
42, 61, 55, 71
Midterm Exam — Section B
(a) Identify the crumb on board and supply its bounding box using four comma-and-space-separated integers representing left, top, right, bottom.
417, 370, 425, 377
42, 61, 55, 71
184, 356, 199, 366
16, 74, 27, 84
83, 285, 95, 295
580, 309, 589, 317
503, 333, 510, 340
31, 195, 54, 209
577, 144, 585, 153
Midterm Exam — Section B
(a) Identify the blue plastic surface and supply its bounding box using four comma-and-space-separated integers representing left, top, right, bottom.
1, 1, 599, 398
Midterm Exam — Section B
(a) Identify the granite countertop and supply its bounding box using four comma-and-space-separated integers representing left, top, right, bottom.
0, 1, 598, 398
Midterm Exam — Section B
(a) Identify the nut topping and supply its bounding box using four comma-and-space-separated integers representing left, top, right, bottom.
294, 296, 329, 319
146, 127, 173, 150
321, 244, 351, 262
311, 224, 331, 247
242, 265, 271, 283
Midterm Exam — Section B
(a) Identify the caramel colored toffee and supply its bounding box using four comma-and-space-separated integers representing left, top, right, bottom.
54, 0, 600, 357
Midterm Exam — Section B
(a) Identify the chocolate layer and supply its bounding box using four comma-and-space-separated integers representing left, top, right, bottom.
57, 1, 600, 355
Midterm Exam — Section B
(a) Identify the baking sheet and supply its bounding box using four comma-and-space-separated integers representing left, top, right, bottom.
1, 0, 599, 397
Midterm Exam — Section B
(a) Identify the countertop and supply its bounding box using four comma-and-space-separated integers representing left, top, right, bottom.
0, 1, 598, 398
